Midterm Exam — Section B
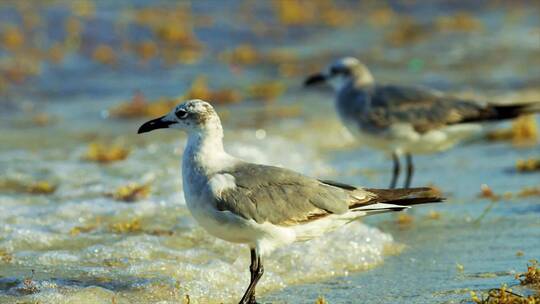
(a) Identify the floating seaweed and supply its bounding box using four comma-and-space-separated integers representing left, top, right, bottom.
135, 41, 159, 63
219, 44, 259, 66
69, 224, 98, 236
83, 142, 130, 164
271, 0, 352, 28
247, 81, 286, 103
396, 213, 414, 228
367, 7, 395, 27
517, 187, 540, 198
314, 296, 328, 304
107, 183, 151, 202
426, 210, 441, 220
182, 76, 241, 105
486, 115, 538, 146
110, 78, 240, 120
1, 25, 25, 51
385, 18, 432, 47
516, 158, 540, 173
31, 113, 56, 126
478, 184, 501, 201
471, 261, 540, 303
0, 249, 13, 263
26, 180, 57, 194
516, 260, 540, 288
471, 284, 539, 304
109, 218, 142, 234
109, 91, 177, 119
272, 0, 315, 27
15, 272, 39, 296
0, 178, 57, 195
92, 44, 117, 65
435, 12, 483, 32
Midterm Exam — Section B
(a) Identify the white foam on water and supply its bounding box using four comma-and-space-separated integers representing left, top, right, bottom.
0, 131, 398, 304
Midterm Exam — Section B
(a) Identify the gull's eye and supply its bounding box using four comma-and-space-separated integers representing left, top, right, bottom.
175, 110, 189, 119
330, 67, 350, 77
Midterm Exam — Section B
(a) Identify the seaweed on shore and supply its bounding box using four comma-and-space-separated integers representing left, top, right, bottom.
83, 142, 130, 164
0, 178, 57, 195
106, 183, 151, 202
470, 260, 540, 303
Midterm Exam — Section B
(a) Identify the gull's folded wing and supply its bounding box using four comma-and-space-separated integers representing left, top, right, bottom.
363, 85, 489, 133
211, 163, 371, 226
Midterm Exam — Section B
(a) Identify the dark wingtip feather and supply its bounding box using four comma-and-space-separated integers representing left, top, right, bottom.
461, 101, 540, 124
365, 187, 445, 206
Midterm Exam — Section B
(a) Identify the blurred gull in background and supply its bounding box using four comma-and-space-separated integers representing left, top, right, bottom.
305, 57, 540, 188
137, 99, 443, 304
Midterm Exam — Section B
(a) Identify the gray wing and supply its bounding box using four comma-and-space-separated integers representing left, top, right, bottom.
212, 163, 372, 226
365, 85, 487, 133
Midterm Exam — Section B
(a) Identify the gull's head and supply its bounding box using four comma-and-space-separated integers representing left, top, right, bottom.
304, 57, 374, 91
137, 99, 221, 135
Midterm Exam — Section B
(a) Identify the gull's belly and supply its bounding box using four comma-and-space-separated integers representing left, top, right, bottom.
341, 116, 482, 154
184, 193, 297, 255
186, 196, 256, 244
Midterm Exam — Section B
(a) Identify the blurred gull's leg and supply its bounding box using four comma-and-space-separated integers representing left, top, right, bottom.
404, 153, 414, 189
390, 151, 401, 189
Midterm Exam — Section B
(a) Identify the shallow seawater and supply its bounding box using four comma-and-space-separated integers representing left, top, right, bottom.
0, 114, 400, 303
1, 1, 540, 304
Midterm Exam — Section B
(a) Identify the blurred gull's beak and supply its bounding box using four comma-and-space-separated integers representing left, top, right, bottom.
137, 116, 172, 134
304, 73, 328, 86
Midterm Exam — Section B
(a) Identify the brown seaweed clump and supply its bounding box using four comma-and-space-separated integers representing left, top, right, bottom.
109, 78, 241, 119
0, 178, 57, 195
396, 213, 414, 228
92, 44, 117, 65
109, 218, 142, 234
385, 18, 432, 47
314, 296, 328, 304
435, 12, 483, 32
271, 0, 352, 27
478, 184, 501, 201
517, 187, 540, 198
471, 260, 540, 303
0, 249, 13, 263
517, 260, 540, 288
107, 183, 151, 202
516, 158, 540, 173
486, 115, 538, 146
247, 81, 286, 103
83, 142, 130, 164
182, 76, 241, 105
108, 91, 177, 119
471, 285, 539, 304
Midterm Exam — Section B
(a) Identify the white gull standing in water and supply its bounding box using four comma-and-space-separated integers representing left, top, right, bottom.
137, 99, 443, 304
305, 57, 540, 188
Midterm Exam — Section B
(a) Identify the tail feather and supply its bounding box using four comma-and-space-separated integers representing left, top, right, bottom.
461, 102, 540, 123
360, 187, 444, 207
320, 180, 444, 215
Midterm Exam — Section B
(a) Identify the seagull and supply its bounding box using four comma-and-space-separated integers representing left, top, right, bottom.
137, 99, 443, 304
304, 57, 540, 189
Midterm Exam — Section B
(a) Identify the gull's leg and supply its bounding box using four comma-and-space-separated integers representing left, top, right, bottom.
239, 249, 264, 304
404, 153, 414, 189
389, 151, 401, 189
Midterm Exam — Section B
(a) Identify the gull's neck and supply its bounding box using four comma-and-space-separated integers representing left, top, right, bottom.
182, 120, 235, 176
332, 74, 375, 94
352, 71, 374, 89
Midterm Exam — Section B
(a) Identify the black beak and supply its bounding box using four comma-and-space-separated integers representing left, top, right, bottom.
137, 116, 173, 134
304, 73, 327, 86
